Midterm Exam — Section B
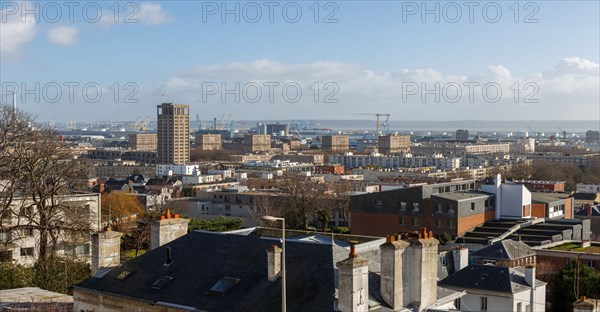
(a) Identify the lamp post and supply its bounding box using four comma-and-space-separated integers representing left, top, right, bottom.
261, 215, 286, 312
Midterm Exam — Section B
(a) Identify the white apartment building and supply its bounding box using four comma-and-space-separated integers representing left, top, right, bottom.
329, 152, 461, 169
156, 164, 200, 176
0, 193, 101, 266
577, 184, 600, 194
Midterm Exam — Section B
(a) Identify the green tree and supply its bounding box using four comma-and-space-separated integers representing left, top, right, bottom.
187, 216, 243, 232
550, 260, 600, 312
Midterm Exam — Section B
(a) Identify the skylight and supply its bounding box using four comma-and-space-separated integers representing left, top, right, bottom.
152, 276, 174, 289
207, 277, 240, 296
115, 270, 133, 281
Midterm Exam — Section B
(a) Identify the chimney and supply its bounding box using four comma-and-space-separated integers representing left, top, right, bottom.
91, 229, 122, 275
452, 246, 469, 272
406, 228, 439, 312
495, 174, 503, 220
266, 244, 282, 281
588, 204, 593, 216
150, 209, 190, 250
337, 241, 369, 312
525, 264, 536, 287
380, 235, 409, 309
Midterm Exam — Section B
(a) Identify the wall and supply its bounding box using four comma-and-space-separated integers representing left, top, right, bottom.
74, 288, 184, 312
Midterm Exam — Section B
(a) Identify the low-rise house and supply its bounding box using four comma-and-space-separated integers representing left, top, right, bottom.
470, 240, 536, 267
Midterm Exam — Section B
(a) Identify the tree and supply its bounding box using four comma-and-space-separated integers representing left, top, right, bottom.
276, 176, 326, 229
187, 216, 243, 232
101, 192, 144, 231
0, 105, 93, 264
550, 260, 600, 312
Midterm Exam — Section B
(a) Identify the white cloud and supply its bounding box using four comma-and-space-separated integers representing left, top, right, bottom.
47, 26, 79, 46
136, 2, 172, 25
0, 2, 36, 57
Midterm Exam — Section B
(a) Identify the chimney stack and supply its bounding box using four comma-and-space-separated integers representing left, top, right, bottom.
452, 246, 469, 272
525, 264, 536, 287
380, 235, 409, 309
337, 241, 369, 312
150, 209, 190, 250
407, 228, 439, 311
266, 244, 282, 281
91, 229, 122, 275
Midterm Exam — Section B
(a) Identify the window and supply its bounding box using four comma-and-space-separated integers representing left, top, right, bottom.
525, 304, 530, 312
481, 297, 488, 311
0, 250, 12, 262
21, 228, 34, 237
483, 259, 496, 265
436, 204, 443, 213
470, 202, 475, 211
412, 217, 418, 226
151, 276, 174, 289
400, 202, 407, 211
412, 203, 420, 212
399, 217, 405, 225
587, 260, 595, 268
517, 302, 522, 312
448, 219, 455, 228
440, 254, 447, 266
20, 247, 34, 257
435, 219, 442, 227
208, 277, 240, 296
376, 201, 383, 208
0, 231, 10, 243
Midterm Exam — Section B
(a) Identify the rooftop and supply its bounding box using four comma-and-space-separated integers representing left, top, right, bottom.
470, 240, 534, 260
439, 264, 545, 294
432, 190, 493, 202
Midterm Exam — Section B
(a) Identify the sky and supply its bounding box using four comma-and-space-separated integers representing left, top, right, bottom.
1, 0, 599, 122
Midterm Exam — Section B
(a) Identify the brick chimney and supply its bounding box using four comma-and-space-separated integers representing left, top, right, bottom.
588, 204, 593, 216
337, 241, 369, 312
406, 228, 439, 312
380, 234, 409, 309
452, 245, 469, 272
266, 244, 282, 281
91, 229, 122, 275
150, 209, 190, 250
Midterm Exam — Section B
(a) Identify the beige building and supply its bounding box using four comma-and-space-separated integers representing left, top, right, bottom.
157, 103, 190, 164
244, 134, 271, 152
377, 134, 410, 154
128, 133, 157, 150
195, 134, 222, 151
322, 135, 349, 152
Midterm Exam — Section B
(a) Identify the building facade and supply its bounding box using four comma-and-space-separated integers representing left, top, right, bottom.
157, 103, 190, 165
244, 134, 271, 152
194, 134, 222, 151
128, 133, 157, 150
322, 135, 349, 152
377, 134, 410, 154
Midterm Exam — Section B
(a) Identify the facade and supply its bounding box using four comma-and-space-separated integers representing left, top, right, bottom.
577, 184, 600, 194
194, 134, 222, 151
155, 164, 199, 176
349, 180, 483, 238
533, 242, 600, 271
329, 152, 461, 170
258, 123, 289, 136
0, 193, 101, 266
531, 192, 573, 219
314, 165, 345, 175
128, 133, 157, 150
481, 175, 532, 220
528, 153, 599, 167
411, 143, 510, 155
586, 130, 600, 144
377, 134, 410, 154
455, 129, 469, 140
87, 148, 157, 164
157, 103, 190, 165
244, 134, 271, 152
515, 180, 565, 192
322, 135, 349, 152
271, 153, 325, 165
510, 138, 536, 154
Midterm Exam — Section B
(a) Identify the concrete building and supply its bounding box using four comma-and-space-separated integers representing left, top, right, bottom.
510, 138, 536, 154
128, 133, 157, 150
155, 164, 199, 176
481, 174, 533, 220
87, 148, 157, 164
194, 134, 222, 151
258, 123, 289, 136
0, 193, 101, 266
244, 134, 271, 152
271, 153, 325, 165
329, 152, 461, 170
440, 264, 546, 312
577, 184, 600, 194
322, 135, 349, 152
528, 152, 599, 168
411, 143, 510, 155
455, 129, 469, 140
586, 130, 600, 144
157, 103, 190, 165
515, 180, 565, 192
377, 134, 410, 154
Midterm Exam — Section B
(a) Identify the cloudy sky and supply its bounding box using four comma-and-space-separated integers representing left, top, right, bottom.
1, 1, 599, 122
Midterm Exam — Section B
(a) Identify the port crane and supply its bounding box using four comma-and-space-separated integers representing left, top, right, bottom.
351, 113, 391, 144
557, 126, 567, 143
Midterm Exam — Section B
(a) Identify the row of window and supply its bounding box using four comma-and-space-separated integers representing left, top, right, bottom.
0, 243, 90, 262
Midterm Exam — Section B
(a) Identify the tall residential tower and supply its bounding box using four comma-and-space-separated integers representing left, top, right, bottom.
157, 103, 190, 164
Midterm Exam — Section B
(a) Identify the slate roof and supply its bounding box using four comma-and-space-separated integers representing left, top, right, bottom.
75, 231, 334, 312
470, 240, 534, 260
575, 205, 600, 217
439, 264, 545, 294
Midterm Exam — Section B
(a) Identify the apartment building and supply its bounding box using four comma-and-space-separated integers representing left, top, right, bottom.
329, 152, 461, 170
244, 134, 271, 152
157, 103, 190, 165
128, 133, 157, 150
528, 152, 599, 167
321, 135, 349, 152
411, 143, 510, 155
194, 134, 222, 151
377, 134, 410, 154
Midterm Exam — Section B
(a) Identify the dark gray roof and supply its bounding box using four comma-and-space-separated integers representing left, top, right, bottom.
439, 264, 544, 294
470, 240, 534, 260
76, 231, 334, 312
575, 205, 600, 216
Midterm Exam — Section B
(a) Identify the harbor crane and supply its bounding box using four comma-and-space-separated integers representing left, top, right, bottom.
351, 113, 391, 145
557, 126, 567, 143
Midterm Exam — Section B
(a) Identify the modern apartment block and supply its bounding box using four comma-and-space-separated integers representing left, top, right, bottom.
243, 134, 271, 152
411, 143, 510, 155
456, 129, 469, 140
321, 135, 349, 152
377, 134, 410, 154
194, 134, 222, 151
128, 133, 157, 150
157, 103, 190, 164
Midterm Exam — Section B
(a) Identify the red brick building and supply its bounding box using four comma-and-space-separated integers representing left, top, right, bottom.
515, 180, 565, 192
314, 165, 345, 175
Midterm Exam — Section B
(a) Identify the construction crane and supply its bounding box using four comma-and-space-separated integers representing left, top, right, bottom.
351, 113, 391, 144
527, 127, 541, 141
557, 126, 567, 143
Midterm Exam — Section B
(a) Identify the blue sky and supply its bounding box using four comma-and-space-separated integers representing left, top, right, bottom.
1, 1, 599, 121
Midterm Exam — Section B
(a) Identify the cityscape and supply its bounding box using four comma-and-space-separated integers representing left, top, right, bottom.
1, 1, 600, 312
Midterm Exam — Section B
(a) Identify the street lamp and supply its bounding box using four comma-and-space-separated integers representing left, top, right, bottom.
261, 215, 286, 312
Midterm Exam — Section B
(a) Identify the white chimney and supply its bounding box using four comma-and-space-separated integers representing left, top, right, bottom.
91, 229, 122, 275
337, 243, 369, 312
525, 265, 536, 287
495, 174, 503, 220
452, 246, 469, 272
266, 244, 282, 281
406, 228, 439, 312
150, 210, 190, 250
380, 235, 409, 309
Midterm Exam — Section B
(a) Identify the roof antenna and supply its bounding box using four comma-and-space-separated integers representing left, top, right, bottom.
164, 246, 173, 266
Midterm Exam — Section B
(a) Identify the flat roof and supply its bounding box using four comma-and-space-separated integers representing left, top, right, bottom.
432, 191, 492, 201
